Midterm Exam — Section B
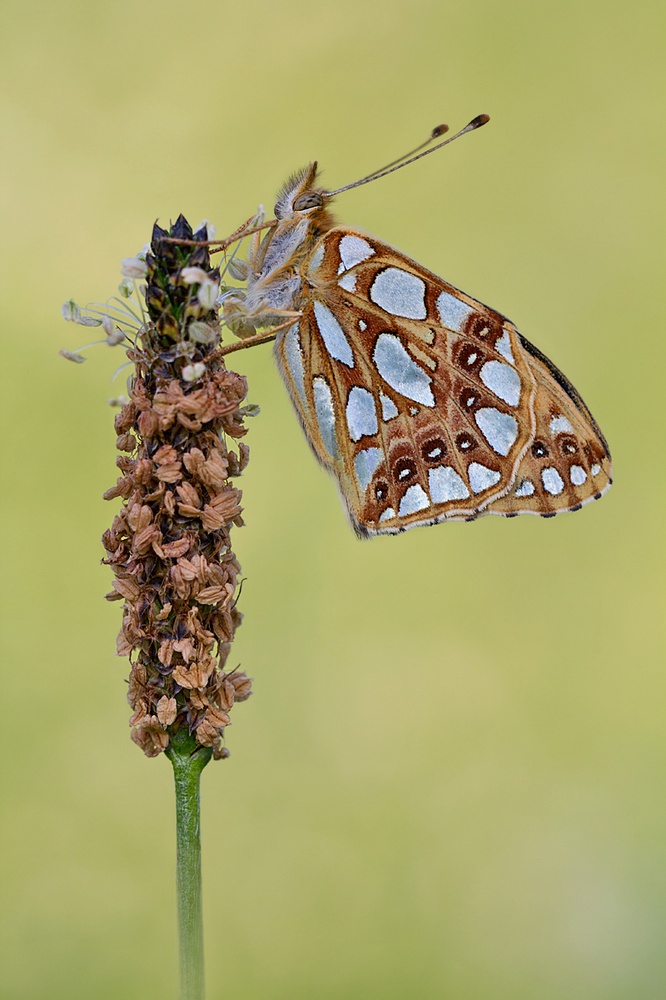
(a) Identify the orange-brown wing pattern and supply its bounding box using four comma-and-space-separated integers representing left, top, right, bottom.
488, 335, 612, 516
274, 226, 611, 536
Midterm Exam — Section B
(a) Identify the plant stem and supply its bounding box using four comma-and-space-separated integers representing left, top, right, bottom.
166, 730, 213, 1000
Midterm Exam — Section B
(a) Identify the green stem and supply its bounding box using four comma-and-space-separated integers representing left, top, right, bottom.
166, 730, 213, 1000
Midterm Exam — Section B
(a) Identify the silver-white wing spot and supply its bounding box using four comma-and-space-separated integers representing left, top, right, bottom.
373, 333, 435, 407
337, 272, 357, 293
474, 407, 518, 456
570, 464, 587, 486
479, 360, 521, 407
338, 235, 375, 273
398, 484, 430, 515
379, 507, 396, 522
494, 331, 515, 364
541, 467, 564, 495
313, 301, 354, 367
354, 447, 382, 493
549, 415, 574, 436
468, 462, 501, 494
380, 392, 398, 421
428, 466, 470, 503
370, 268, 427, 319
308, 243, 325, 275
346, 387, 378, 442
283, 324, 305, 401
436, 291, 473, 331
514, 478, 535, 497
591, 463, 601, 476
313, 376, 338, 459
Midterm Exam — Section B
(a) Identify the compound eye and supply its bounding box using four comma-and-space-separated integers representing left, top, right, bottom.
293, 192, 324, 211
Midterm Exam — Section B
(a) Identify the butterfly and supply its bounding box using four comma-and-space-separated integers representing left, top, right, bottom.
223, 115, 612, 537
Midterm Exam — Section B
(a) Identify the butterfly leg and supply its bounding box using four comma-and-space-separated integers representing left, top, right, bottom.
163, 219, 277, 252
219, 315, 301, 356
211, 219, 277, 254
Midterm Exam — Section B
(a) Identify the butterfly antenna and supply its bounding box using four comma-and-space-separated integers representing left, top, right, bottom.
356, 123, 450, 179
324, 114, 490, 197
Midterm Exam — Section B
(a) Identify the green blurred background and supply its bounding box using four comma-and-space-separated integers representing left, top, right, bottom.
1, 1, 664, 997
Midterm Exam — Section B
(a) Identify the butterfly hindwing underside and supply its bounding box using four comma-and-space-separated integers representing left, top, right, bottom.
232, 159, 612, 536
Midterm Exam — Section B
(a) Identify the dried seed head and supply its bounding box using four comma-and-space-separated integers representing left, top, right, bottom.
101, 215, 253, 760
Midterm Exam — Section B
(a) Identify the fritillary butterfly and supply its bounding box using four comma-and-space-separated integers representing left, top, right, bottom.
223, 115, 612, 536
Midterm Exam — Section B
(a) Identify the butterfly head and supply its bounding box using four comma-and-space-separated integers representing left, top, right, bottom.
273, 162, 335, 224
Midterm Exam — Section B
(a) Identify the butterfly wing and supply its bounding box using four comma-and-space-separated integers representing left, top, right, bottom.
274, 226, 611, 536
488, 335, 612, 516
